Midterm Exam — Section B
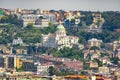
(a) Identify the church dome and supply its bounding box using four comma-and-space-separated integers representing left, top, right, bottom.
57, 24, 65, 31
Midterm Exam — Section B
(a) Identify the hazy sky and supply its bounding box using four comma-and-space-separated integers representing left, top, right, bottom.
0, 0, 120, 11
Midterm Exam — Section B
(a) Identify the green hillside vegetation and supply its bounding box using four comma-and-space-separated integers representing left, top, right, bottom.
0, 22, 56, 45
0, 11, 120, 47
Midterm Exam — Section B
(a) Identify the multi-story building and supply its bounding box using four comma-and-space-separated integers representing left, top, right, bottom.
0, 56, 5, 68
88, 38, 102, 48
0, 55, 22, 69
19, 14, 56, 27
19, 14, 43, 27
7, 56, 14, 68
45, 14, 56, 23
14, 56, 22, 69
41, 23, 79, 49
35, 18, 49, 27
22, 60, 37, 72
37, 62, 54, 75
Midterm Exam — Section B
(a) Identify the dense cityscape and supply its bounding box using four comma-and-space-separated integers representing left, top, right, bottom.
0, 7, 120, 80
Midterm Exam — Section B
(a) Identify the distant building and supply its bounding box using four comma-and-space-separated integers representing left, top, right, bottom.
22, 60, 37, 72
12, 37, 23, 45
63, 59, 83, 71
89, 13, 104, 29
92, 13, 104, 23
0, 45, 12, 54
19, 14, 43, 27
86, 61, 98, 69
5, 56, 14, 69
14, 56, 23, 69
88, 38, 102, 48
19, 14, 56, 27
105, 43, 113, 51
65, 11, 81, 20
0, 55, 22, 69
1, 72, 34, 80
73, 43, 84, 50
117, 48, 120, 59
15, 8, 35, 14
45, 14, 56, 23
99, 66, 109, 75
0, 56, 5, 68
37, 62, 54, 75
100, 56, 110, 64
113, 40, 120, 51
41, 23, 79, 49
35, 18, 49, 27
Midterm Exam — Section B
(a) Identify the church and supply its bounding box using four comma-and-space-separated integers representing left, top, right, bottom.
41, 23, 79, 50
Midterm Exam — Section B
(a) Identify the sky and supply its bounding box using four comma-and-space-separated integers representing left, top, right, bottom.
0, 0, 120, 11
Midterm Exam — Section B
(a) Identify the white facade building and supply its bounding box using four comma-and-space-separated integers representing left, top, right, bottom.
37, 64, 54, 74
12, 37, 23, 45
88, 38, 102, 48
45, 14, 56, 23
19, 14, 56, 27
35, 18, 49, 27
19, 14, 43, 27
41, 23, 79, 49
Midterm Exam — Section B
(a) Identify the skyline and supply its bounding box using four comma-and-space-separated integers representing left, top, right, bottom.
0, 0, 120, 11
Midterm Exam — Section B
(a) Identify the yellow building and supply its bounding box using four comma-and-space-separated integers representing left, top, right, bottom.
14, 56, 22, 69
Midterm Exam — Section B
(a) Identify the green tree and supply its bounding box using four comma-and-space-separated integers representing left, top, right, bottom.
110, 57, 119, 65
48, 66, 55, 76
26, 23, 34, 29
80, 11, 93, 26
1, 16, 8, 23
102, 11, 120, 31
